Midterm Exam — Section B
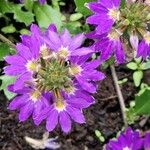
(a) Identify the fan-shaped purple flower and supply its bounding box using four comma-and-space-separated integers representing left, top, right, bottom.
144, 132, 150, 150
106, 127, 143, 150
5, 24, 104, 132
86, 0, 121, 35
93, 30, 125, 64
137, 32, 150, 59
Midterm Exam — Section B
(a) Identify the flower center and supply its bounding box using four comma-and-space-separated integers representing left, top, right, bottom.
58, 47, 70, 59
30, 90, 41, 102
40, 45, 51, 60
55, 100, 66, 112
108, 8, 120, 21
108, 30, 121, 41
144, 33, 150, 45
64, 84, 76, 95
32, 45, 81, 93
69, 65, 82, 76
26, 60, 39, 72
123, 147, 131, 150
38, 59, 69, 91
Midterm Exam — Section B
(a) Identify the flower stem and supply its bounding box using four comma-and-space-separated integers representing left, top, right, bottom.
110, 64, 128, 127
0, 33, 16, 49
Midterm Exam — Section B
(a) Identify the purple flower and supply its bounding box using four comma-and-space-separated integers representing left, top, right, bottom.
144, 132, 150, 150
8, 85, 49, 125
37, 91, 90, 133
86, 0, 121, 35
5, 24, 104, 132
93, 30, 125, 64
137, 32, 150, 59
19, 0, 46, 5
106, 127, 143, 150
39, 0, 46, 5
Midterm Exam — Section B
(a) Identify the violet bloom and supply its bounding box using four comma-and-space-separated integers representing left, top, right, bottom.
144, 132, 150, 150
4, 24, 43, 91
5, 24, 104, 132
37, 91, 91, 133
8, 85, 50, 125
39, 0, 46, 4
137, 32, 150, 59
106, 127, 143, 150
19, 0, 46, 5
86, 0, 121, 35
94, 29, 125, 64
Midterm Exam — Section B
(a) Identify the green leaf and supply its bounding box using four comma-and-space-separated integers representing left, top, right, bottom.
0, 75, 16, 100
24, 0, 33, 11
95, 130, 105, 143
121, 0, 126, 9
20, 29, 30, 35
133, 71, 143, 87
64, 21, 82, 34
70, 13, 83, 21
1, 25, 16, 34
134, 90, 150, 115
33, 3, 62, 30
12, 4, 34, 26
0, 0, 11, 14
118, 78, 128, 85
127, 62, 138, 70
0, 43, 11, 61
142, 61, 150, 70
74, 0, 96, 17
0, 1, 34, 26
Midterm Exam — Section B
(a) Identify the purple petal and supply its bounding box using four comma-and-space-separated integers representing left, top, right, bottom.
30, 24, 41, 37
82, 60, 100, 70
99, 0, 113, 8
100, 43, 114, 62
137, 40, 149, 59
61, 29, 71, 47
46, 108, 58, 131
48, 24, 57, 32
59, 111, 71, 133
5, 55, 26, 65
8, 95, 29, 110
87, 2, 108, 13
113, 0, 120, 7
21, 35, 31, 47
13, 72, 31, 91
83, 70, 105, 81
4, 65, 26, 76
16, 43, 32, 60
67, 97, 92, 109
71, 47, 93, 57
66, 106, 85, 124
39, 0, 46, 5
69, 34, 85, 51
47, 31, 61, 50
32, 98, 49, 125
75, 90, 95, 104
115, 41, 125, 64
144, 133, 150, 149
19, 101, 34, 122
77, 76, 96, 93
96, 20, 114, 34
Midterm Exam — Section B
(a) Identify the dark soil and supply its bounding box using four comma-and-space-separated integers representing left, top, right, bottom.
1, 67, 145, 150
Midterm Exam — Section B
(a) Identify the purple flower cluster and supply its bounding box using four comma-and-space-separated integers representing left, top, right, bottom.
86, 0, 124, 64
106, 127, 150, 150
5, 24, 105, 133
86, 0, 150, 63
